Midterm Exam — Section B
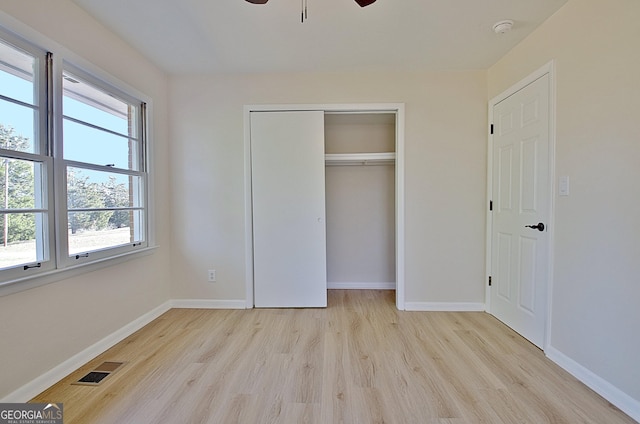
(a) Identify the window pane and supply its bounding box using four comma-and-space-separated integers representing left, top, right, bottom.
67, 167, 142, 210
0, 158, 43, 210
63, 119, 138, 169
0, 39, 36, 105
0, 212, 46, 269
68, 212, 133, 255
63, 73, 132, 136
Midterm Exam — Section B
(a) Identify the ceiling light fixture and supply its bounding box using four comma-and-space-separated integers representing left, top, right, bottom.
245, 0, 377, 22
354, 0, 376, 6
245, 0, 376, 5
492, 20, 514, 34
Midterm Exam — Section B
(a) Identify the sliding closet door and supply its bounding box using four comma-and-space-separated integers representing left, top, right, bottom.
251, 111, 327, 308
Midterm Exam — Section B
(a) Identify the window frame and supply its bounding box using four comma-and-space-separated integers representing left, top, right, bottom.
0, 23, 154, 292
55, 61, 149, 268
0, 29, 55, 281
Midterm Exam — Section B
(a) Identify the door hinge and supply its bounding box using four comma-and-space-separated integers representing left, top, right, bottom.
489, 200, 493, 211
488, 276, 492, 286
490, 124, 494, 135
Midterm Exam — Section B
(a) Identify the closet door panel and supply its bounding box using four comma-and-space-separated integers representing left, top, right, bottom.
251, 111, 327, 308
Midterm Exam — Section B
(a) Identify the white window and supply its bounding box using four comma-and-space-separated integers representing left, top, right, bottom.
0, 28, 150, 287
0, 33, 54, 281
58, 65, 148, 265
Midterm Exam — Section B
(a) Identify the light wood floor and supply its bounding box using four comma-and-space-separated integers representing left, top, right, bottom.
32, 290, 635, 423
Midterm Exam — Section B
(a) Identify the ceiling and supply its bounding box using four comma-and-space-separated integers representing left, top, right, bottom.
70, 0, 567, 75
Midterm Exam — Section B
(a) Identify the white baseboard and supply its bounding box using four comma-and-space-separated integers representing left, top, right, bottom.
1, 300, 172, 403
546, 346, 640, 423
327, 282, 396, 290
404, 302, 485, 312
170, 299, 247, 309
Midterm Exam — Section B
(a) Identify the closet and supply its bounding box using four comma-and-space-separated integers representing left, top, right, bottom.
324, 112, 396, 290
247, 105, 403, 309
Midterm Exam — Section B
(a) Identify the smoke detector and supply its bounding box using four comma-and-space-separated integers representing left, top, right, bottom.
493, 20, 514, 34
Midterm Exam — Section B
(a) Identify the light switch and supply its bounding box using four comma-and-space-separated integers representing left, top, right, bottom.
559, 176, 570, 196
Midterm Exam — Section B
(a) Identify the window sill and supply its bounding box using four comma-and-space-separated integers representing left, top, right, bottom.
0, 245, 158, 298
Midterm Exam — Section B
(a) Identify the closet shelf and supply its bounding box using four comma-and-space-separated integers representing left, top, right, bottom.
325, 152, 396, 166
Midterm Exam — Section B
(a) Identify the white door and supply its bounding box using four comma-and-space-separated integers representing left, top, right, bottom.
251, 111, 327, 308
490, 74, 550, 348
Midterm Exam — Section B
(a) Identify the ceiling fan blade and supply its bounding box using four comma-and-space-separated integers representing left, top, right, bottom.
246, 0, 269, 4
354, 0, 376, 6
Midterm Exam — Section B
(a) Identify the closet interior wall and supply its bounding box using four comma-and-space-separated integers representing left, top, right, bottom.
324, 113, 396, 290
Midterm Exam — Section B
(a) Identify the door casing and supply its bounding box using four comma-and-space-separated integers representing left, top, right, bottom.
486, 61, 556, 350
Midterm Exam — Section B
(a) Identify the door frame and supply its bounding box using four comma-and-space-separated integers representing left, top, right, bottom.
485, 62, 556, 350
244, 103, 406, 310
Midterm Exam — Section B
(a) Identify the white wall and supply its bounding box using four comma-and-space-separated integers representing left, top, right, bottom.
488, 0, 640, 409
169, 71, 488, 305
0, 1, 172, 399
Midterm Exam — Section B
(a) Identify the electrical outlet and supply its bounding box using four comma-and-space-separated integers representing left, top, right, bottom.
208, 269, 216, 282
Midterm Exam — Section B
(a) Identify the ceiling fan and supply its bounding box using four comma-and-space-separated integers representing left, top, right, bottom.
245, 0, 376, 7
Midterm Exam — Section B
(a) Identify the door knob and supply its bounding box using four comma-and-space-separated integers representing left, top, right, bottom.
525, 222, 545, 232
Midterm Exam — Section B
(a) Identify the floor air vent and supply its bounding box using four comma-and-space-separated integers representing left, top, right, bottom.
73, 361, 126, 386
